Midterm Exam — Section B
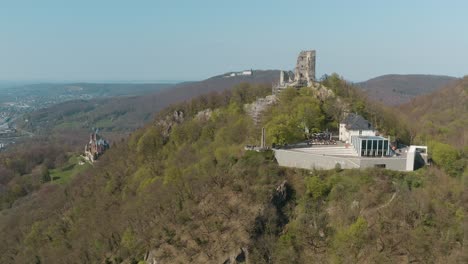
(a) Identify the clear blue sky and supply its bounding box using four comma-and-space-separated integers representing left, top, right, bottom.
1, 0, 467, 82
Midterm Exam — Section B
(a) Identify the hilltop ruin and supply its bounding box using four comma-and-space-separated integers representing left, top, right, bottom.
274, 50, 316, 93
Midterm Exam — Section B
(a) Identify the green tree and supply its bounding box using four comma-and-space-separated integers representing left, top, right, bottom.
321, 73, 343, 95
136, 126, 165, 161
279, 87, 300, 103
121, 228, 137, 251
332, 216, 368, 263
305, 176, 328, 200
430, 141, 463, 176
266, 114, 302, 145
39, 165, 51, 183
293, 96, 324, 134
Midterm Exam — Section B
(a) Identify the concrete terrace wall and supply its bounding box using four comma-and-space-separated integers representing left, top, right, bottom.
274, 149, 360, 170
274, 149, 409, 171
359, 157, 407, 171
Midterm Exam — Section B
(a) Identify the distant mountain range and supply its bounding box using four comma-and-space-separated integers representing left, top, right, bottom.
356, 74, 459, 105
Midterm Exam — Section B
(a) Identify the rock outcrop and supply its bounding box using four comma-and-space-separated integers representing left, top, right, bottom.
144, 250, 159, 264
222, 247, 248, 264
310, 82, 335, 101
194, 108, 213, 122
156, 110, 184, 137
271, 180, 292, 212
244, 95, 277, 124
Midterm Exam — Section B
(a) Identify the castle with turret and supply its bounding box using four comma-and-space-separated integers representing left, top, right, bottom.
84, 129, 109, 163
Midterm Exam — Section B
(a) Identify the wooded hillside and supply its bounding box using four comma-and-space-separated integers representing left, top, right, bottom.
357, 74, 458, 105
0, 79, 466, 264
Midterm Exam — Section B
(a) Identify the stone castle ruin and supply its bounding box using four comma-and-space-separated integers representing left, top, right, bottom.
274, 50, 316, 93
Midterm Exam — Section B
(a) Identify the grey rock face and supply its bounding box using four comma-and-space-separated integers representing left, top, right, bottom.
244, 95, 277, 124
222, 247, 248, 264
156, 110, 185, 138
271, 180, 291, 208
194, 108, 213, 122
144, 250, 159, 264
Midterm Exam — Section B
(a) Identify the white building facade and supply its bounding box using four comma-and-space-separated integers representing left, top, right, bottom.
339, 113, 376, 142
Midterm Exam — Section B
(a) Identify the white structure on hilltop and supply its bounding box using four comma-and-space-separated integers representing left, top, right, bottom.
339, 113, 376, 143
274, 114, 428, 171
274, 111, 428, 172
225, 70, 253, 78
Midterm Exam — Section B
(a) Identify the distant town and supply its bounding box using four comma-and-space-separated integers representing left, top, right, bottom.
0, 83, 168, 151
0, 88, 94, 150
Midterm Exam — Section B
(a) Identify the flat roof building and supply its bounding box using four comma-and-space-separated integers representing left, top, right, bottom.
274, 142, 428, 172
350, 135, 390, 157
274, 115, 428, 172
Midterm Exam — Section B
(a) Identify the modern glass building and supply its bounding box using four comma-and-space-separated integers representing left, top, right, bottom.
350, 136, 390, 157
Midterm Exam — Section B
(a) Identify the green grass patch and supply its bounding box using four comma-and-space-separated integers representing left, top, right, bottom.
94, 118, 115, 129
50, 155, 91, 184
53, 121, 83, 130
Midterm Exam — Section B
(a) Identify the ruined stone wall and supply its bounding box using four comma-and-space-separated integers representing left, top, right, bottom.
279, 71, 295, 86
274, 50, 316, 93
294, 50, 316, 86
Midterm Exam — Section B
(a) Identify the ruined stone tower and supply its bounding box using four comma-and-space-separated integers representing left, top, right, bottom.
274, 50, 316, 93
295, 50, 316, 86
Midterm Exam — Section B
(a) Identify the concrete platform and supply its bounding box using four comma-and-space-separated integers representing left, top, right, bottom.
274, 146, 408, 171
293, 146, 359, 157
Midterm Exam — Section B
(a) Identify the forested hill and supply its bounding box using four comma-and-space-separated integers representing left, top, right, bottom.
399, 76, 468, 148
18, 70, 279, 141
1, 76, 465, 263
357, 74, 458, 105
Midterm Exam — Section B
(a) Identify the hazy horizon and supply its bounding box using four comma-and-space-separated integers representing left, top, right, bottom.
1, 0, 467, 82
0, 79, 190, 85
0, 72, 463, 86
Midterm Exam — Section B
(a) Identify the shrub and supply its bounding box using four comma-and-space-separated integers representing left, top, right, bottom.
430, 141, 463, 176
